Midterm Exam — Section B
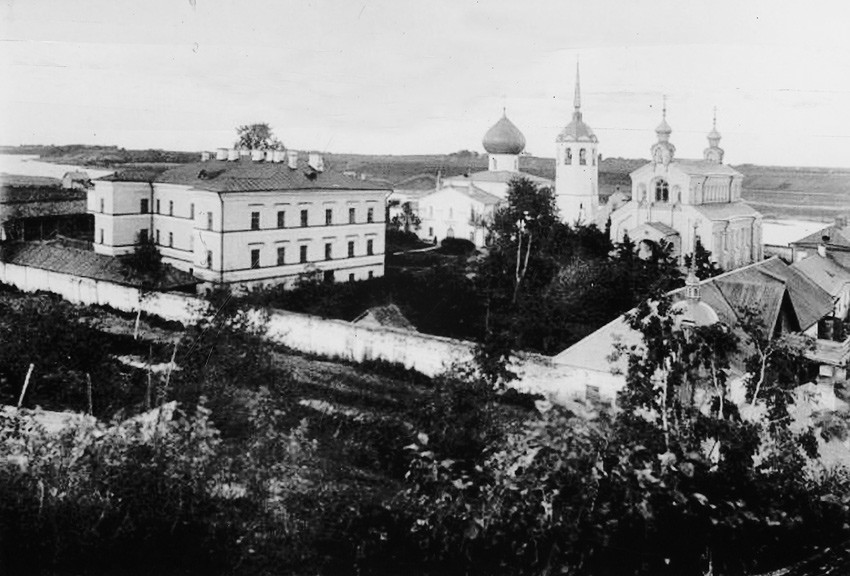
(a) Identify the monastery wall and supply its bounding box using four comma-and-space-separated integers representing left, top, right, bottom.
0, 260, 599, 405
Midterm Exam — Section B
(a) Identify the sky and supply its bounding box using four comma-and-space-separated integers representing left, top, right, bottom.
3, 0, 850, 167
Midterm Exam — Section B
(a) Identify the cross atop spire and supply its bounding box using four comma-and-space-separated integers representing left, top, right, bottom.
574, 59, 581, 111
662, 94, 667, 121
712, 106, 717, 130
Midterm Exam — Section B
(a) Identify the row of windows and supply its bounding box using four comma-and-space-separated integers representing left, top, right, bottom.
134, 198, 197, 219
135, 199, 376, 230
249, 239, 375, 269
251, 207, 375, 230
562, 147, 596, 166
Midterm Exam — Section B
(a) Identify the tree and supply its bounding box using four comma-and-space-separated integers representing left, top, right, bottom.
124, 233, 163, 289
390, 201, 421, 233
235, 123, 284, 150
683, 238, 723, 279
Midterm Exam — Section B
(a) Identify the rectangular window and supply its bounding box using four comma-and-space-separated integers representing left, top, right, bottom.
207, 212, 213, 230
300, 245, 308, 263
99, 198, 104, 213
99, 229, 104, 244
368, 271, 374, 279
367, 239, 374, 256
190, 203, 195, 219
348, 273, 354, 282
156, 199, 161, 214
349, 207, 355, 224
140, 198, 149, 214
277, 210, 285, 228
189, 235, 194, 252
168, 232, 173, 247
325, 242, 332, 260
348, 240, 355, 258
206, 250, 213, 268
367, 207, 374, 223
250, 249, 261, 269
325, 208, 333, 225
139, 228, 148, 242
277, 246, 286, 266
156, 229, 160, 244
300, 209, 308, 227
251, 211, 260, 230
169, 201, 174, 216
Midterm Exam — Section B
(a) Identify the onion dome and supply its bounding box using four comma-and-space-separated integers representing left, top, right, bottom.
707, 107, 721, 146
482, 111, 526, 155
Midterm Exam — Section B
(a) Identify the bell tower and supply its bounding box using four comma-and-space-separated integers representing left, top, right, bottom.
555, 61, 599, 225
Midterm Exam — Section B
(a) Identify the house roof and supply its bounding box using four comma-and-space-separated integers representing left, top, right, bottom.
352, 304, 416, 331
0, 187, 86, 205
0, 242, 198, 290
554, 257, 833, 373
791, 224, 850, 249
631, 159, 741, 178
103, 158, 391, 193
446, 183, 502, 205
692, 201, 762, 221
0, 173, 62, 189
791, 254, 850, 297
448, 170, 553, 186
632, 221, 679, 239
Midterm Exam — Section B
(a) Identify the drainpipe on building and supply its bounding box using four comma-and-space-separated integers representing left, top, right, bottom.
217, 192, 225, 286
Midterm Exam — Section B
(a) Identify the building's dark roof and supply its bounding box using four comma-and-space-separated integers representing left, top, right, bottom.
97, 167, 169, 182
791, 224, 850, 249
693, 201, 762, 220
101, 158, 391, 193
0, 242, 197, 289
791, 253, 850, 297
0, 173, 62, 188
352, 304, 416, 331
449, 170, 553, 186
432, 183, 501, 206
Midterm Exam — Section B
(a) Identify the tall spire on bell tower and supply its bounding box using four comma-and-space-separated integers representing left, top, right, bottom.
574, 59, 581, 112
555, 57, 599, 225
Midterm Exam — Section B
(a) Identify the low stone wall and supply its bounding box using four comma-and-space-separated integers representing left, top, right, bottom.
0, 260, 598, 404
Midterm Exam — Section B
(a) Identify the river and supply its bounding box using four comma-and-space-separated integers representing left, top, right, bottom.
0, 153, 112, 180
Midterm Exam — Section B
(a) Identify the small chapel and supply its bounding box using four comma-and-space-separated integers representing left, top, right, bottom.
609, 105, 763, 271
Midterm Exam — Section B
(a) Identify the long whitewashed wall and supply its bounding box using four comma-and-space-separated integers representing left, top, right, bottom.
0, 260, 599, 404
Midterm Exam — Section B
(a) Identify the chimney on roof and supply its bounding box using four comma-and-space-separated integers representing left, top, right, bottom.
287, 150, 298, 169
819, 235, 830, 258
308, 152, 324, 172
251, 149, 264, 162
265, 150, 275, 162
239, 149, 250, 157
201, 151, 210, 162
216, 148, 228, 161
227, 149, 239, 161
273, 150, 284, 163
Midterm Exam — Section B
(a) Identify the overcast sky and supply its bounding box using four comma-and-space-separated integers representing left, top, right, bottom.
3, 0, 850, 167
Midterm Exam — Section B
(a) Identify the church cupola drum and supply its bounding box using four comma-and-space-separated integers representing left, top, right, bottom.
555, 61, 600, 225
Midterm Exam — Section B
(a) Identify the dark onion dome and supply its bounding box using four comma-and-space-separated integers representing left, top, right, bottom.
482, 112, 527, 155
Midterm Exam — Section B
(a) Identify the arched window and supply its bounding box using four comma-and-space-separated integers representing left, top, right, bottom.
565, 148, 572, 165
579, 148, 587, 165
447, 227, 455, 238
655, 179, 670, 202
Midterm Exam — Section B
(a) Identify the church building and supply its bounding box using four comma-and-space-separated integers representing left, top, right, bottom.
555, 63, 600, 225
417, 111, 552, 247
609, 106, 763, 270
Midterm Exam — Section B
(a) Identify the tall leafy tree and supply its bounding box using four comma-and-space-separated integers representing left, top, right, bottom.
235, 123, 284, 150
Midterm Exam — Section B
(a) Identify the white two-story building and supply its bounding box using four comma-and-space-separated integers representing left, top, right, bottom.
90, 150, 390, 291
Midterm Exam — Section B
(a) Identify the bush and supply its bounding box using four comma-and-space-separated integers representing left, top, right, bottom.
438, 237, 476, 255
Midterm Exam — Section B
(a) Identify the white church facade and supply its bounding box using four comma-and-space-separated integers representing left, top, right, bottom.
609, 108, 763, 270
